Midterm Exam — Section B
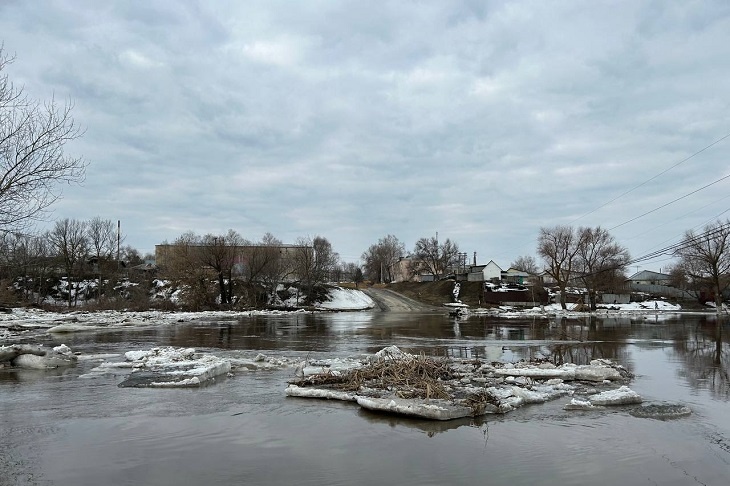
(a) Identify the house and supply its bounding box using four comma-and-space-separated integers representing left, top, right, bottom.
628, 270, 672, 286
467, 260, 502, 282
627, 269, 694, 300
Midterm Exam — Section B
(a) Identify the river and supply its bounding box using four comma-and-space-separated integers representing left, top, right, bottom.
1, 311, 729, 485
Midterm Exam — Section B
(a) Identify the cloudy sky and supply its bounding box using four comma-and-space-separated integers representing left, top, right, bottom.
1, 0, 729, 271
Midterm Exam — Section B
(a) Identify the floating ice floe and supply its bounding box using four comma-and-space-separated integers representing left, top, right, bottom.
116, 347, 231, 388
0, 343, 77, 369
285, 346, 641, 421
493, 360, 625, 382
82, 348, 293, 384
356, 397, 476, 421
587, 386, 642, 405
286, 384, 358, 402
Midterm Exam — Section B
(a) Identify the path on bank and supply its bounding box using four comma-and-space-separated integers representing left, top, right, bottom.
362, 287, 441, 312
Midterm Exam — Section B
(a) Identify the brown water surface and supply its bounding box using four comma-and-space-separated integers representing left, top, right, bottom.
1, 311, 729, 485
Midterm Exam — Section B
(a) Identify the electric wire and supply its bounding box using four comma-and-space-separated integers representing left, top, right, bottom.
607, 173, 730, 231
570, 131, 730, 224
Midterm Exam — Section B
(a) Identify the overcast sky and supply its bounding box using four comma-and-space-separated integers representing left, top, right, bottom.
1, 0, 729, 271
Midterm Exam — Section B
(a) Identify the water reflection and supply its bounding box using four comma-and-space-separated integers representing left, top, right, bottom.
671, 317, 730, 399
14, 310, 729, 400
3, 311, 730, 486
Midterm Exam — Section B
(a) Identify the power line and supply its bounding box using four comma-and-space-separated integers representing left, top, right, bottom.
570, 131, 730, 224
575, 221, 730, 280
608, 173, 730, 231
627, 206, 730, 261
622, 194, 730, 243
626, 221, 730, 266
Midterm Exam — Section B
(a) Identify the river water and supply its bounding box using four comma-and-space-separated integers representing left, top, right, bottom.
1, 311, 729, 486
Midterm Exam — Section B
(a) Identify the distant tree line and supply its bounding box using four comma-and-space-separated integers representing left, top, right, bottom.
0, 217, 146, 307
158, 231, 361, 310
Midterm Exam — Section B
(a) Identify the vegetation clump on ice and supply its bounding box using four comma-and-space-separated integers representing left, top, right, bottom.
286, 346, 637, 420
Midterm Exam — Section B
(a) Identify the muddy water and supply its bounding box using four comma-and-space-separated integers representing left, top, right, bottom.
1, 312, 729, 486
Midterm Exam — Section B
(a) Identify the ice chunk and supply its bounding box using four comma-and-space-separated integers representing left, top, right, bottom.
285, 385, 358, 402
564, 398, 595, 410
118, 347, 230, 387
369, 345, 410, 363
588, 386, 642, 405
574, 365, 622, 381
356, 397, 475, 420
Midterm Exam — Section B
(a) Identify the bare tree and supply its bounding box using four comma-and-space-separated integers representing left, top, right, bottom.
0, 231, 32, 299
293, 235, 339, 303
29, 232, 53, 305
48, 218, 88, 307
510, 255, 539, 274
164, 231, 211, 311
411, 236, 460, 281
199, 229, 243, 306
244, 233, 282, 285
361, 234, 405, 283
254, 233, 294, 304
537, 225, 579, 309
675, 220, 730, 312
353, 266, 364, 288
87, 217, 119, 301
1, 48, 86, 232
120, 245, 144, 266
574, 226, 630, 310
340, 261, 361, 284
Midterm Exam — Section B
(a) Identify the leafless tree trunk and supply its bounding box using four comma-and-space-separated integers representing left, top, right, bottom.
48, 218, 88, 307
412, 236, 460, 281
575, 226, 630, 310
199, 230, 242, 306
1, 48, 86, 232
510, 255, 539, 274
361, 234, 406, 282
163, 231, 210, 311
247, 232, 292, 305
538, 225, 579, 310
293, 236, 338, 304
31, 232, 53, 305
675, 219, 730, 314
87, 217, 119, 302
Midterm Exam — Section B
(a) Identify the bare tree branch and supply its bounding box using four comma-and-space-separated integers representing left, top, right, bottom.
1, 47, 86, 231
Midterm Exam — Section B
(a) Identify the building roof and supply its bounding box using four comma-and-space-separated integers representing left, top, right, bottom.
504, 267, 530, 277
484, 260, 502, 269
628, 270, 671, 281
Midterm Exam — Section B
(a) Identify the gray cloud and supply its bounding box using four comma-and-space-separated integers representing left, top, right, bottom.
1, 0, 729, 269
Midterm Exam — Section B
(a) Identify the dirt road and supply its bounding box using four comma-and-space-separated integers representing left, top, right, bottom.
363, 287, 440, 312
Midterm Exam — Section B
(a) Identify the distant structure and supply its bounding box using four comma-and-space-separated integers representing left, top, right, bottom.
154, 243, 307, 277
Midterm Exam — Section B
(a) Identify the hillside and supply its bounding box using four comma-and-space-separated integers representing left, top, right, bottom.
385, 280, 485, 307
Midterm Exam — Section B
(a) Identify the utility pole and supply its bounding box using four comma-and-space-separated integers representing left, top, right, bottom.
116, 220, 121, 270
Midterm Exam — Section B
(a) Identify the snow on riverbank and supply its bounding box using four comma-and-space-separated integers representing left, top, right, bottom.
467, 299, 683, 319
316, 287, 375, 310
0, 287, 375, 341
